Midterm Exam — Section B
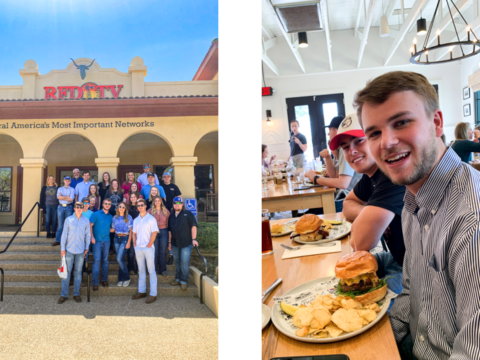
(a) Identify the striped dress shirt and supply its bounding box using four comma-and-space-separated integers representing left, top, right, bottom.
390, 147, 480, 360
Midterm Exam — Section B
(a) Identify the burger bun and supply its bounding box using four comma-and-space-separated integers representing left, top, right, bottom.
295, 214, 323, 234
335, 251, 378, 279
353, 284, 387, 305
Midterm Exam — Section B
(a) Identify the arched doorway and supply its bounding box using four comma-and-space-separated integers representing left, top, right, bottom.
117, 133, 173, 184
44, 134, 99, 187
193, 131, 218, 215
0, 135, 24, 226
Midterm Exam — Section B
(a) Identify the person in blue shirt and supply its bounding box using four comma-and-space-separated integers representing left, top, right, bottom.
75, 170, 95, 202
81, 197, 94, 220
70, 168, 83, 189
90, 198, 113, 291
111, 202, 133, 287
53, 176, 75, 246
58, 202, 91, 304
137, 163, 159, 188
140, 173, 166, 202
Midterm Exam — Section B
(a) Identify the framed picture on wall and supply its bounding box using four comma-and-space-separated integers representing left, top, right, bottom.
463, 86, 470, 100
464, 103, 471, 117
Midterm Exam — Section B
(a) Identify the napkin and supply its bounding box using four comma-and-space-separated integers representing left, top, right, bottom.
282, 241, 342, 259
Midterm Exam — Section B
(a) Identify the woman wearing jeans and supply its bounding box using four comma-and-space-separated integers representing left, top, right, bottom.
111, 202, 133, 287
147, 196, 170, 276
40, 175, 58, 238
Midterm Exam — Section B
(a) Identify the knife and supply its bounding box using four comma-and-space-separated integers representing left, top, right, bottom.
262, 278, 282, 303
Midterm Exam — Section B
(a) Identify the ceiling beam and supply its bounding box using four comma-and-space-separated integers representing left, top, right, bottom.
385, 0, 398, 19
261, 33, 279, 76
436, 15, 480, 59
425, 0, 471, 48
265, 0, 306, 73
320, 0, 333, 71
358, 0, 378, 68
262, 16, 275, 40
355, 0, 364, 38
384, 0, 428, 66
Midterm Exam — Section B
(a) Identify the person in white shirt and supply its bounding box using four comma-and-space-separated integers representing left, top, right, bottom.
137, 163, 159, 188
131, 198, 158, 303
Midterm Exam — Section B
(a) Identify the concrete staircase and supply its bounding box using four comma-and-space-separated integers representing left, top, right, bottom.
0, 236, 197, 297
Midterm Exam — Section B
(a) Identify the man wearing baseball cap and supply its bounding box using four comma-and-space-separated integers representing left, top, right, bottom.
160, 169, 181, 211
168, 196, 197, 291
330, 113, 406, 295
137, 163, 160, 188
305, 115, 362, 212
53, 176, 75, 246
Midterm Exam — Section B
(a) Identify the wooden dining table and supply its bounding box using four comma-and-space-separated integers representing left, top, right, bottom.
262, 178, 336, 214
262, 213, 401, 360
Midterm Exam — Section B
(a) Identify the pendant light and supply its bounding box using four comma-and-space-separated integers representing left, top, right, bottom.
379, 0, 390, 37
417, 9, 427, 35
298, 32, 308, 48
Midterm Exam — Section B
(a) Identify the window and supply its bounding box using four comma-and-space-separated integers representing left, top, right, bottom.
0, 167, 12, 212
194, 165, 214, 212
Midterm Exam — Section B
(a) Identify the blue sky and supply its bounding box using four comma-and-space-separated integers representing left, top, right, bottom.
0, 0, 218, 85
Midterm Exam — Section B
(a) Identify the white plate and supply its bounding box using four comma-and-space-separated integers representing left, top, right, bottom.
292, 221, 351, 245
271, 277, 391, 343
271, 219, 298, 237
262, 304, 271, 330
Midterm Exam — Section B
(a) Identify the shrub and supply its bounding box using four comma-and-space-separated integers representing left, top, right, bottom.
196, 222, 218, 252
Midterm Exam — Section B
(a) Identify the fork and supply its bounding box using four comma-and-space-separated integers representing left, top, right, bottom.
281, 242, 336, 251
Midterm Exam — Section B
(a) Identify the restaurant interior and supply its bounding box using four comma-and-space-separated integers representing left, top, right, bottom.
261, 1, 480, 359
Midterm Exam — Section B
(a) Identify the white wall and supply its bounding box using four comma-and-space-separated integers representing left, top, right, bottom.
262, 62, 463, 157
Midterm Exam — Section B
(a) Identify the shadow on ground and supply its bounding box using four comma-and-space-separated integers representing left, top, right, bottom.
0, 295, 216, 319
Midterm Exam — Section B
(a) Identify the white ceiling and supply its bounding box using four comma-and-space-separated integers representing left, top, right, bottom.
262, 0, 479, 77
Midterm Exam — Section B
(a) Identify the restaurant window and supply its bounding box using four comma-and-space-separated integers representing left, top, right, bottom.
194, 165, 214, 212
0, 167, 12, 212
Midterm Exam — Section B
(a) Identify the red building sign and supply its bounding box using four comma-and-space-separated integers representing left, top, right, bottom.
44, 83, 123, 100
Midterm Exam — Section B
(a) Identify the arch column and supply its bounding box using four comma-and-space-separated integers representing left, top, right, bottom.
20, 158, 47, 233
170, 156, 197, 200
95, 157, 120, 181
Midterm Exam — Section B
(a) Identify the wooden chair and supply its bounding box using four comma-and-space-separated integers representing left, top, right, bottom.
205, 193, 218, 222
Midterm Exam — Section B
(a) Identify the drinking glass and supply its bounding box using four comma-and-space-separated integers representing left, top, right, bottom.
262, 209, 273, 255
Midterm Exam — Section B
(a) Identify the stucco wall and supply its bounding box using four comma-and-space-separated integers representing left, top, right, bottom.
194, 132, 219, 195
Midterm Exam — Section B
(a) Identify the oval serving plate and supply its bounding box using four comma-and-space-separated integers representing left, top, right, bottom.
271, 277, 390, 343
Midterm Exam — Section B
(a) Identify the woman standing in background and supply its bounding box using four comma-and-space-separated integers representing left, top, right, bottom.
98, 172, 111, 202
39, 175, 58, 238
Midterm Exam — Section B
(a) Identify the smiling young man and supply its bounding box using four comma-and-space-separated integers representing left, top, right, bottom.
356, 71, 480, 360
329, 113, 406, 296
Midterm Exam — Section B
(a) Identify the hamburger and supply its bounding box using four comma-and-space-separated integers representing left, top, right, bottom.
290, 214, 330, 242
334, 251, 387, 305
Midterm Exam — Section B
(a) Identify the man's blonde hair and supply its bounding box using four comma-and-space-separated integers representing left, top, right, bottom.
354, 71, 439, 126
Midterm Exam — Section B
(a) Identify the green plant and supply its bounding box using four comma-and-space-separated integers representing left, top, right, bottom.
196, 222, 218, 252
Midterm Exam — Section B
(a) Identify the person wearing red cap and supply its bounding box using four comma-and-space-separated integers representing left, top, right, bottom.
305, 115, 362, 213
329, 113, 405, 296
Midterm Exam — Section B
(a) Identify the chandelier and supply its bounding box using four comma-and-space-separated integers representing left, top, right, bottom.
410, 0, 480, 65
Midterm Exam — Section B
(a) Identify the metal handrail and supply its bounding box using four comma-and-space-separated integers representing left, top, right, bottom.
0, 201, 40, 301
195, 246, 208, 304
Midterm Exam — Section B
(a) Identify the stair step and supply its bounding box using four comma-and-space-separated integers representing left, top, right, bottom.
1, 252, 127, 261
1, 270, 192, 284
1, 281, 198, 297
0, 261, 177, 272
0, 237, 54, 244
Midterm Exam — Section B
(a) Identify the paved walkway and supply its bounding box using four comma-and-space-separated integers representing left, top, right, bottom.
0, 295, 218, 360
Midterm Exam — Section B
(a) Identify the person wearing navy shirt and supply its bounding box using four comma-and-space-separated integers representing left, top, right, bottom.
160, 172, 181, 211
70, 168, 83, 189
140, 173, 166, 201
